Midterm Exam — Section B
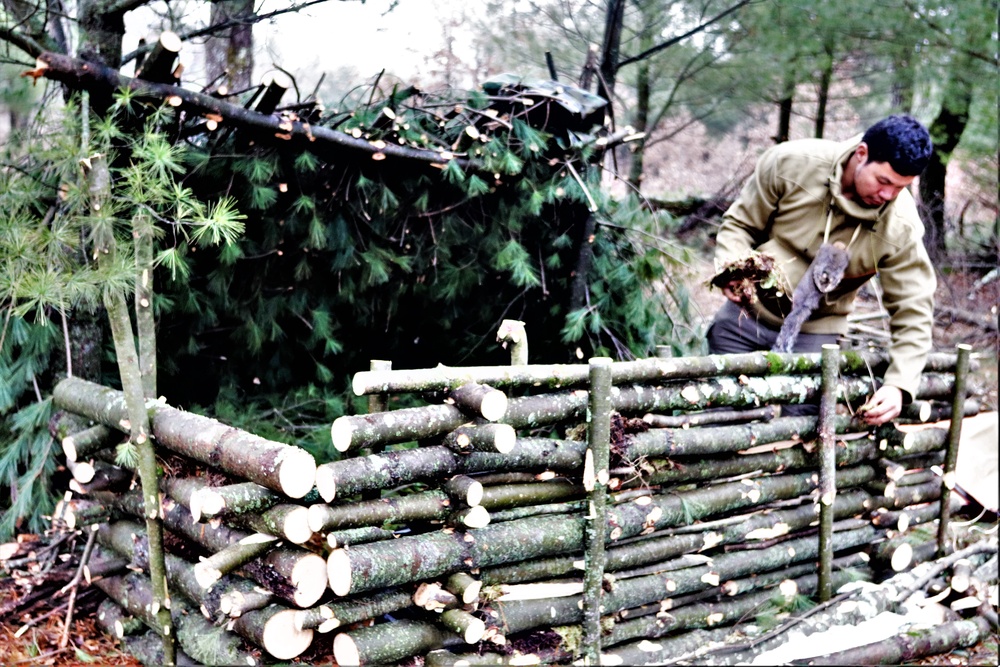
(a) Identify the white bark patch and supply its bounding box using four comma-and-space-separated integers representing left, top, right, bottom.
583, 449, 596, 492
706, 611, 725, 625
681, 385, 701, 404
632, 495, 652, 506
701, 572, 720, 586
638, 640, 663, 653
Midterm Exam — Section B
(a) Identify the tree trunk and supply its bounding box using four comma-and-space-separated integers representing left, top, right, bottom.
205, 0, 256, 92
596, 0, 626, 104
776, 72, 795, 143
814, 44, 833, 139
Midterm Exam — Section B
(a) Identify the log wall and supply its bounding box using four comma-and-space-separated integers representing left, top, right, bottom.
51, 347, 980, 665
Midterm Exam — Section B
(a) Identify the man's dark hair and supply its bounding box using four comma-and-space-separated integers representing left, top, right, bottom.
862, 115, 933, 176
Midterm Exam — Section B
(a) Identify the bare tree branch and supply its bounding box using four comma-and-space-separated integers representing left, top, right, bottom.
119, 0, 346, 66
617, 0, 756, 69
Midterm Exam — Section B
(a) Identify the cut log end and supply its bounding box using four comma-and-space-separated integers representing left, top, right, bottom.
494, 424, 516, 454
331, 418, 356, 453
333, 632, 361, 667
71, 460, 96, 484
195, 489, 226, 520
279, 449, 318, 499
480, 392, 508, 422
282, 506, 313, 544
159, 30, 183, 53
890, 542, 914, 572
308, 504, 331, 533
460, 505, 491, 529
194, 561, 223, 589
327, 549, 352, 596
291, 554, 329, 607
262, 609, 314, 660
466, 481, 484, 507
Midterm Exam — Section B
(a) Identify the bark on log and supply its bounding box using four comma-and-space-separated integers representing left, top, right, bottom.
479, 480, 584, 511
440, 609, 486, 643
442, 424, 516, 454
444, 475, 484, 507
871, 498, 960, 532
308, 489, 453, 532
333, 618, 460, 666
326, 526, 397, 549
315, 437, 584, 503
350, 351, 961, 395
642, 405, 780, 428
791, 616, 992, 665
600, 626, 738, 666
445, 572, 483, 605
53, 377, 317, 498
97, 598, 144, 638
62, 423, 118, 462
414, 582, 460, 611
119, 631, 199, 667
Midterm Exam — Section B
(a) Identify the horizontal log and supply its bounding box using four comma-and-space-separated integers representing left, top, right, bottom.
294, 588, 414, 633
792, 616, 991, 665
350, 351, 961, 395
62, 423, 118, 462
53, 377, 316, 498
449, 382, 508, 421
328, 467, 874, 595
643, 404, 780, 428
480, 526, 877, 637
331, 373, 953, 452
333, 618, 461, 666
315, 437, 585, 502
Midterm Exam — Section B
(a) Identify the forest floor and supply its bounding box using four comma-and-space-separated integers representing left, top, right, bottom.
1, 268, 997, 667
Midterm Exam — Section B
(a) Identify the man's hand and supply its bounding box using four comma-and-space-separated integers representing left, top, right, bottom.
858, 385, 903, 425
722, 280, 745, 304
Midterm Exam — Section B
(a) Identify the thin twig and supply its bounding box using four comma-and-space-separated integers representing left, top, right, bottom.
59, 526, 99, 648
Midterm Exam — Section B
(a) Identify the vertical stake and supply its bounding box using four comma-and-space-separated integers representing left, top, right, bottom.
582, 357, 612, 664
496, 320, 528, 365
817, 344, 840, 602
938, 344, 972, 557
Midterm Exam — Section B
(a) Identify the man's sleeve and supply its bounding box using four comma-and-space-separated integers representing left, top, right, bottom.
714, 145, 784, 272
877, 221, 937, 402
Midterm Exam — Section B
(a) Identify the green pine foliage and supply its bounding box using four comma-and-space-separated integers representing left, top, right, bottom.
1, 77, 701, 536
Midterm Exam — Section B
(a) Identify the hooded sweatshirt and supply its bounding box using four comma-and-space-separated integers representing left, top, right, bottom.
714, 135, 936, 401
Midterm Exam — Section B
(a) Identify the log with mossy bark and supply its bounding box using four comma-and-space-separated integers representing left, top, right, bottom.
349, 351, 962, 395
326, 466, 874, 596
448, 382, 508, 421
53, 377, 317, 498
91, 489, 327, 608
193, 534, 280, 589
294, 588, 414, 633
119, 630, 199, 667
62, 423, 120, 462
871, 497, 961, 532
643, 404, 780, 428
308, 489, 466, 533
331, 373, 953, 453
479, 526, 877, 638
602, 568, 869, 651
333, 618, 463, 666
618, 436, 880, 489
315, 437, 586, 503
96, 598, 145, 638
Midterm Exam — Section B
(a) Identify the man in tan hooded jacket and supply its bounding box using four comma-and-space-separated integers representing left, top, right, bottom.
710, 115, 936, 425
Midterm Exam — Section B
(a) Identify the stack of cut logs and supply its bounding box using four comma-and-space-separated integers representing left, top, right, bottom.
50, 346, 988, 665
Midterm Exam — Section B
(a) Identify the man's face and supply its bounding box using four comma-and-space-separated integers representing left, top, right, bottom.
847, 146, 915, 208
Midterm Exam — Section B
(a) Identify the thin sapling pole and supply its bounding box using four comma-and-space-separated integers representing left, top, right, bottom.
938, 344, 972, 556
817, 344, 839, 601
582, 357, 612, 662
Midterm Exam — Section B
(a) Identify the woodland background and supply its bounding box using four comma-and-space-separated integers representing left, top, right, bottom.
1, 0, 997, 542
